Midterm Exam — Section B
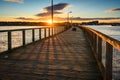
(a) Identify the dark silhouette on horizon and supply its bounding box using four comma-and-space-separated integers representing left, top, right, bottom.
0, 21, 120, 26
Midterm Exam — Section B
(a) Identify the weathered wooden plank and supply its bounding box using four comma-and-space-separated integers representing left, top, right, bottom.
0, 27, 102, 80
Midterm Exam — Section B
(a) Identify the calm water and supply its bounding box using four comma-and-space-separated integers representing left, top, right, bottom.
0, 26, 64, 52
0, 26, 51, 52
0, 26, 45, 30
86, 25, 120, 80
86, 25, 120, 40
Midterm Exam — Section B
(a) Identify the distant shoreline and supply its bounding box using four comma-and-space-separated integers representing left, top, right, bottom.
0, 22, 120, 26
0, 22, 66, 26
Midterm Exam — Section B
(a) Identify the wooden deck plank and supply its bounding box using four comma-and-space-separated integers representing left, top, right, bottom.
0, 27, 102, 80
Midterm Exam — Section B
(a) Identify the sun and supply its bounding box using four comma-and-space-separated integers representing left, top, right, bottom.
47, 20, 52, 24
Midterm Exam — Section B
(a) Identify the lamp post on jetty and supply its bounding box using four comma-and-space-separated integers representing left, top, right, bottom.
67, 11, 72, 28
51, 0, 54, 35
51, 0, 53, 26
70, 16, 73, 26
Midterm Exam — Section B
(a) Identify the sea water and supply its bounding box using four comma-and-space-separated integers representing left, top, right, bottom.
86, 25, 120, 80
86, 25, 120, 40
0, 26, 47, 52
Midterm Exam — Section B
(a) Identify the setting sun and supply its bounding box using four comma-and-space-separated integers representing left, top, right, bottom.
47, 20, 52, 24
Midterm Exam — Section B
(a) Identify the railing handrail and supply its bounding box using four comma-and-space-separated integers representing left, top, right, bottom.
0, 26, 68, 54
81, 26, 120, 51
80, 25, 120, 80
0, 26, 59, 32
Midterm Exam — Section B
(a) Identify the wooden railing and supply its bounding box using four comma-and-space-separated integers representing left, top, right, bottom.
0, 26, 67, 54
80, 26, 120, 80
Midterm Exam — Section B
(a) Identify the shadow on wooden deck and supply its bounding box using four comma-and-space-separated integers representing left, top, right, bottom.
0, 27, 102, 80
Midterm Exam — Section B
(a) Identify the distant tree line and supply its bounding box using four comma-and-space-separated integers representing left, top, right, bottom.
0, 22, 46, 26
0, 21, 120, 26
81, 21, 120, 26
0, 22, 67, 26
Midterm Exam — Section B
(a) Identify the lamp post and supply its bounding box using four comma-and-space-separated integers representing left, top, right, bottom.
51, 0, 53, 26
67, 11, 72, 27
71, 16, 73, 26
51, 0, 54, 35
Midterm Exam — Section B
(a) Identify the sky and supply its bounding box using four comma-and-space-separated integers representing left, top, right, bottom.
0, 0, 120, 23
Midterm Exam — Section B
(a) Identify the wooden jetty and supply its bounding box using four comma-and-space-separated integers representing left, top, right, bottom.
0, 27, 102, 80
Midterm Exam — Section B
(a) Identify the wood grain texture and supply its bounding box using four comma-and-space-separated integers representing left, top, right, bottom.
0, 27, 102, 80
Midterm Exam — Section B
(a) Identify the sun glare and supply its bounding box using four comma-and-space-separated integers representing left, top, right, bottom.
47, 20, 52, 24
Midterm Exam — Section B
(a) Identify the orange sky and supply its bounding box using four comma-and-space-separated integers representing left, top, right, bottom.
0, 0, 120, 23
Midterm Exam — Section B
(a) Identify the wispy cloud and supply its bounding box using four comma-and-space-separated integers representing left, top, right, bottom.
105, 8, 120, 12
16, 17, 35, 20
4, 0, 23, 3
69, 17, 120, 21
36, 3, 71, 17
36, 12, 62, 17
72, 17, 120, 20
42, 3, 70, 12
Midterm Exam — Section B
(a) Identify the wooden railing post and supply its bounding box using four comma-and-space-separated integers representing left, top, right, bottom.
32, 29, 35, 42
90, 31, 93, 42
52, 27, 54, 36
92, 32, 94, 46
94, 34, 97, 52
55, 27, 57, 34
8, 31, 12, 51
39, 28, 41, 40
62, 27, 64, 31
104, 42, 113, 80
22, 30, 26, 46
53, 27, 56, 35
64, 26, 66, 31
97, 37, 102, 62
44, 28, 46, 38
49, 28, 50, 37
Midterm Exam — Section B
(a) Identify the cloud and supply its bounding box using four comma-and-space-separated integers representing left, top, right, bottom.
42, 3, 70, 12
36, 12, 62, 17
105, 8, 120, 12
3, 0, 23, 3
16, 17, 35, 20
70, 17, 120, 21
36, 3, 70, 17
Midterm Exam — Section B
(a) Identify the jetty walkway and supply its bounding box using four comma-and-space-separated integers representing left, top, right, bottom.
0, 27, 102, 80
